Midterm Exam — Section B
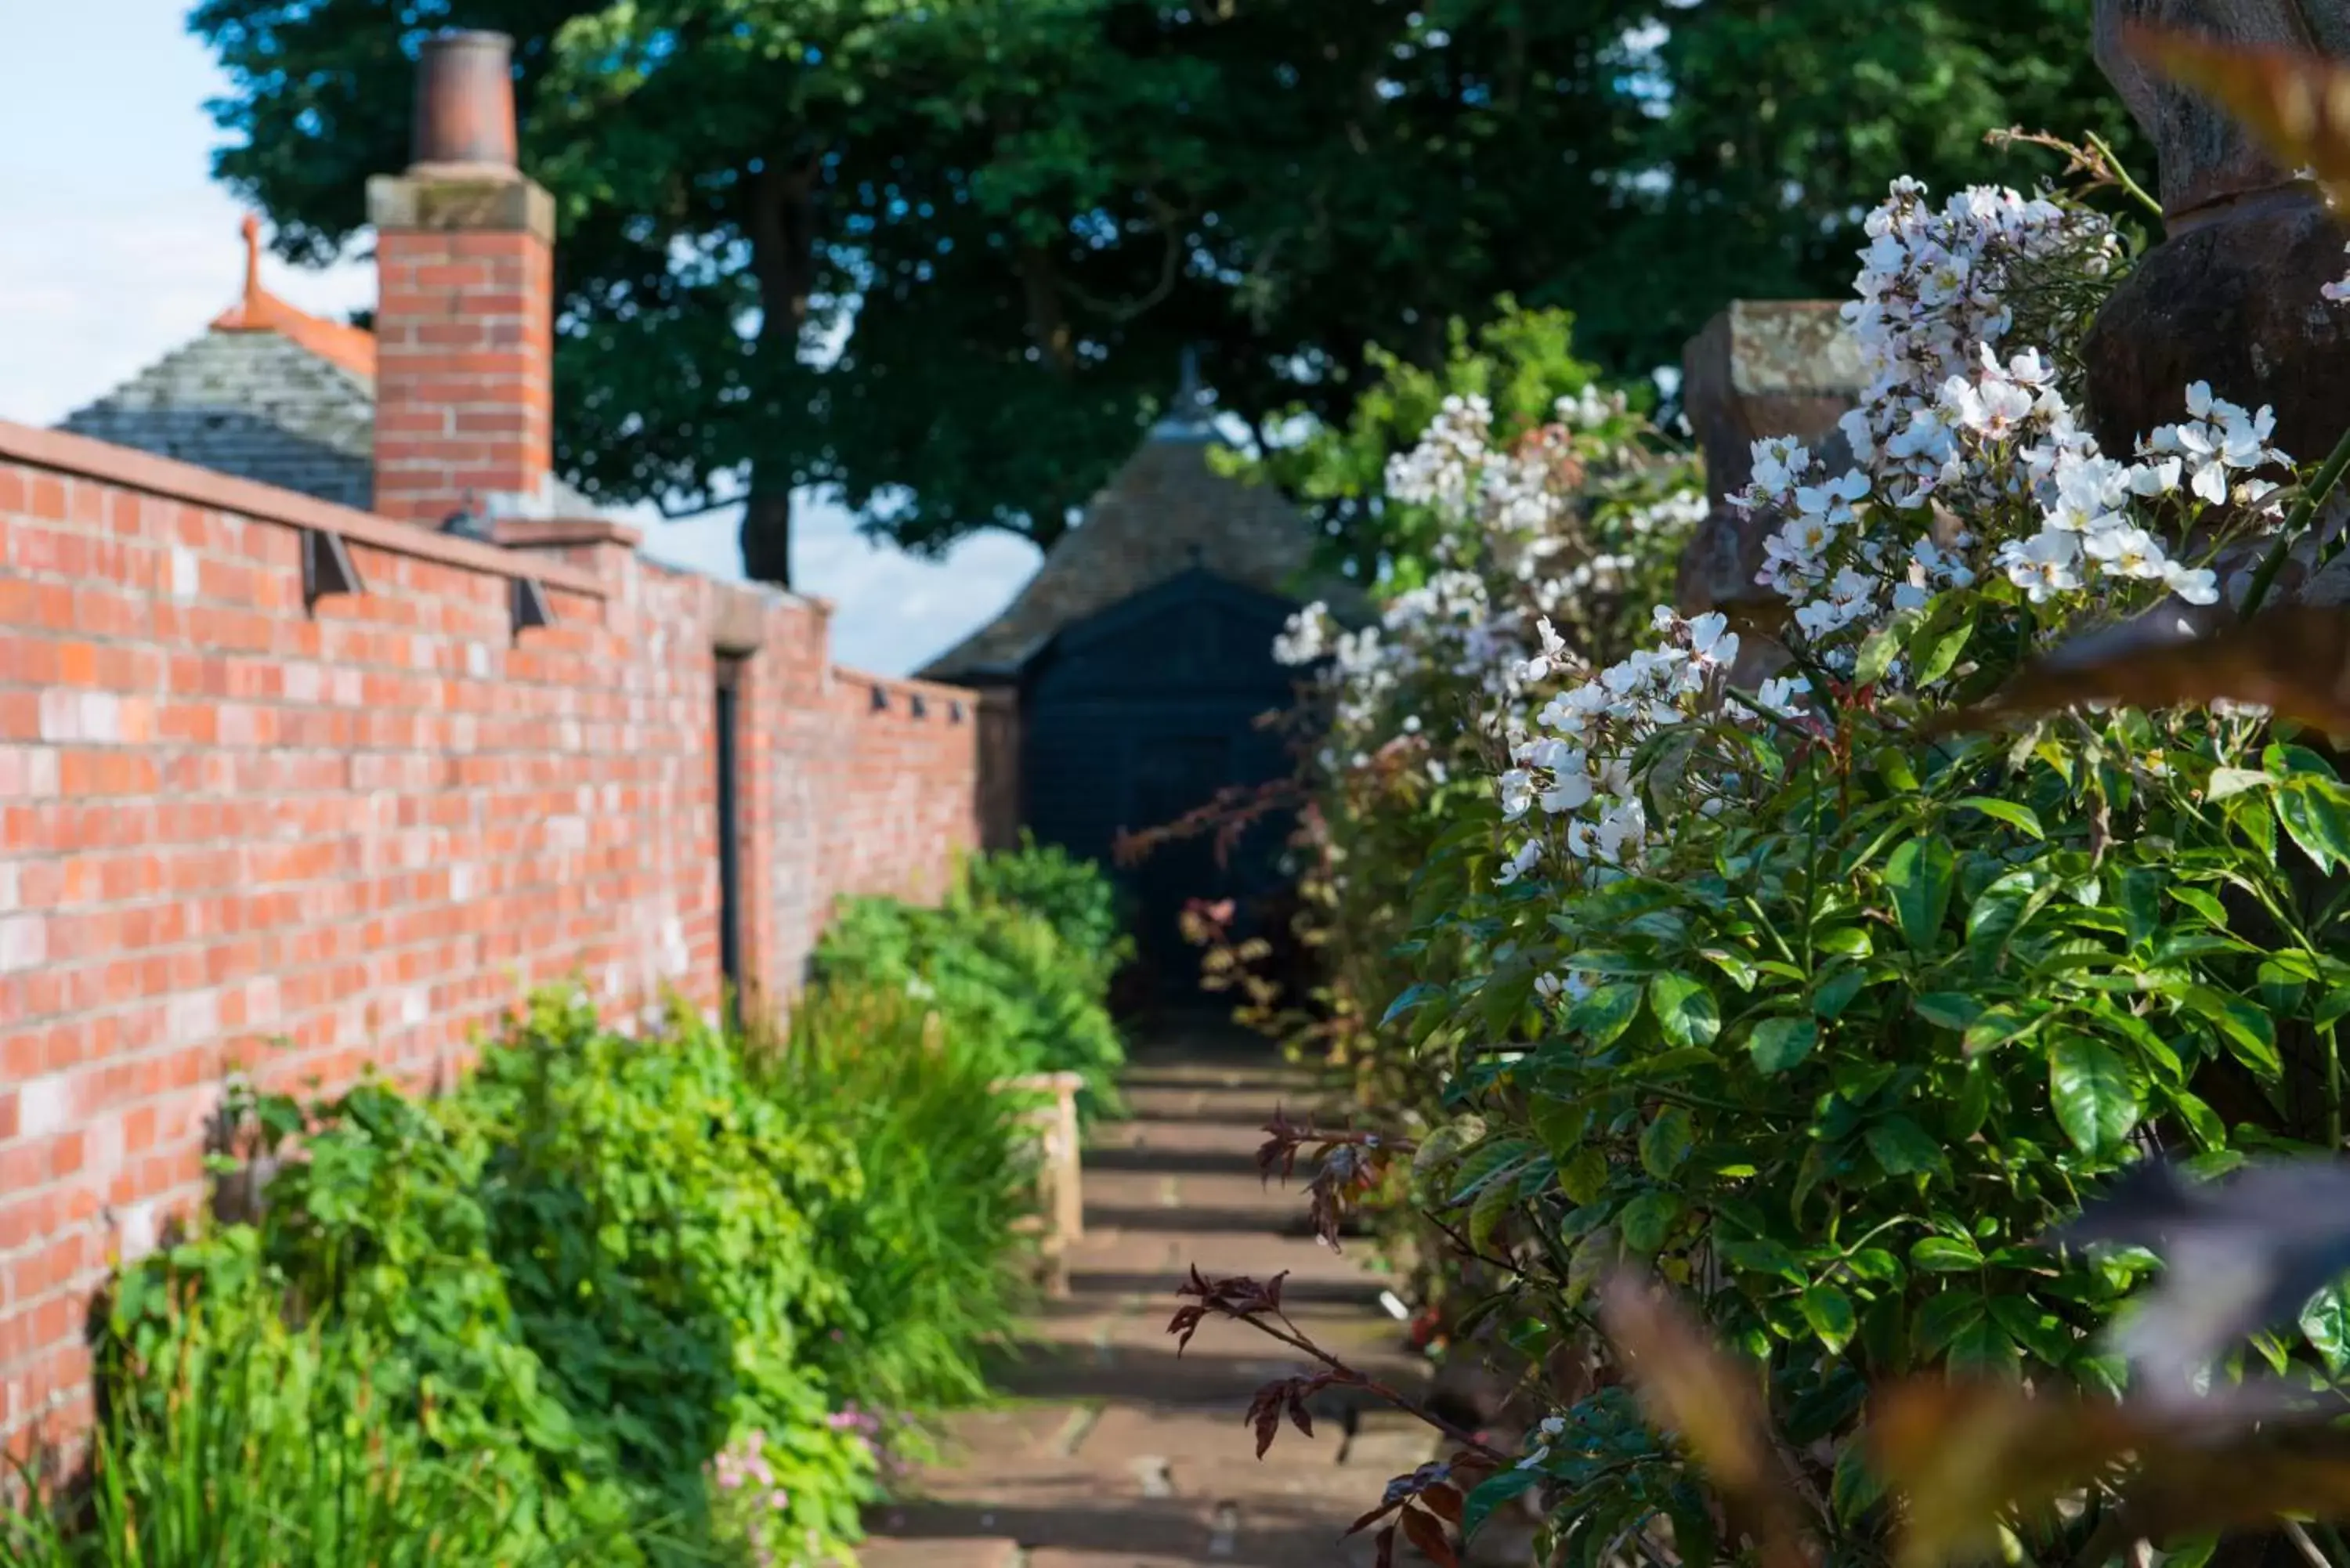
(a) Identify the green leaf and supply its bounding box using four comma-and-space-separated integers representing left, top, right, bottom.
1962, 1003, 2045, 1057
1831, 1438, 1889, 1523
1461, 1469, 1542, 1542
2048, 1035, 2141, 1154
1718, 1237, 1804, 1281
1381, 982, 1444, 1028
1872, 746, 1922, 793
1910, 602, 1976, 688
1856, 619, 1907, 688
2301, 1284, 2350, 1377
2165, 1087, 2227, 1151
1947, 1067, 1992, 1141
2258, 959, 2309, 1020
2117, 866, 2162, 952
2179, 986, 2282, 1078
1617, 1190, 1684, 1252
1948, 1317, 2022, 1378
1647, 972, 1719, 1049
1953, 797, 2044, 840
1480, 961, 1540, 1036
1864, 1115, 1945, 1176
1911, 1235, 1984, 1272
1557, 1147, 1609, 1205
1811, 967, 1867, 1021
1748, 1017, 1817, 1075
1885, 835, 1958, 955
1528, 1097, 1590, 1160
2207, 767, 2277, 801
1914, 1292, 1987, 1357
1800, 1284, 1857, 1355
2169, 885, 2230, 927
1913, 992, 1983, 1032
2276, 783, 2350, 872
1470, 1171, 1519, 1252
1639, 1107, 1695, 1179
1815, 925, 1875, 957
1627, 1047, 1720, 1081
1987, 1296, 2077, 1366
1567, 982, 1644, 1047
1699, 945, 1759, 992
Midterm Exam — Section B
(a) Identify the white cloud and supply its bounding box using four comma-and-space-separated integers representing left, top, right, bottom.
0, 1, 1036, 676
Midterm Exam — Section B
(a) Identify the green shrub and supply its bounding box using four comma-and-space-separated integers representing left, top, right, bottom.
746, 983, 1038, 1415
2, 1247, 561, 1568
815, 854, 1130, 1116
449, 992, 879, 1562
5, 971, 1051, 1568
960, 833, 1136, 977
104, 1077, 634, 1561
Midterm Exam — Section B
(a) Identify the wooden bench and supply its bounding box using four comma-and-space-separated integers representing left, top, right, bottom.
995, 1071, 1085, 1299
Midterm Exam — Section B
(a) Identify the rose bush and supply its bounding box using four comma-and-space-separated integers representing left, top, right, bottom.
1205, 154, 2350, 1567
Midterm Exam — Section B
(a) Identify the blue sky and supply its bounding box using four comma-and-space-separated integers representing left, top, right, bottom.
0, 2, 1039, 675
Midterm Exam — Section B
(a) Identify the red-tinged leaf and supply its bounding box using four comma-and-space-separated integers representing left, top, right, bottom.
1168, 1305, 1206, 1355
1246, 1386, 1284, 1459
1941, 605, 2350, 738
1402, 1505, 1462, 1568
1285, 1388, 1317, 1442
1347, 1499, 1405, 1538
1417, 1483, 1466, 1526
1375, 1523, 1398, 1568
2120, 23, 2350, 208
1258, 1106, 1307, 1183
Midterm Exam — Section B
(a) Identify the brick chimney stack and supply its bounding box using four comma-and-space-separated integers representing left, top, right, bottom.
366, 31, 555, 526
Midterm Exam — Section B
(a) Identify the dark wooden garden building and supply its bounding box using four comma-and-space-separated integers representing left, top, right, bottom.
922, 368, 1347, 999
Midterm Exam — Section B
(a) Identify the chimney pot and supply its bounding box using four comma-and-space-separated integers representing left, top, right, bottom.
412, 30, 518, 171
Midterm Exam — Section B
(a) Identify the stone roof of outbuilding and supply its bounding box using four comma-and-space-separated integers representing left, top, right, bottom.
921, 367, 1354, 681
61, 330, 380, 511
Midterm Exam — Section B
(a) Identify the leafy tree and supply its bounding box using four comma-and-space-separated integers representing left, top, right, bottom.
193, 0, 2134, 586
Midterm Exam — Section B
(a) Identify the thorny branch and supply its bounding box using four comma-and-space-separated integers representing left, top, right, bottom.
1166, 1266, 1507, 1568
1256, 1105, 1414, 1252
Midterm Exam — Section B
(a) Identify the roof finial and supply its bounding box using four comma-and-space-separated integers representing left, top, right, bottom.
239, 214, 264, 311
1152, 343, 1217, 442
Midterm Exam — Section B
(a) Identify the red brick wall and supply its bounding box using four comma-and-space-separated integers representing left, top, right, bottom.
0, 421, 994, 1455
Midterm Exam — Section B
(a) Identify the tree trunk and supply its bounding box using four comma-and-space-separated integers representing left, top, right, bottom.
740, 149, 822, 588
739, 478, 794, 588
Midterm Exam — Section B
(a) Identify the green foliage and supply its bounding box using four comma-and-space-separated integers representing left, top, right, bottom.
959, 832, 1134, 969
1372, 562, 2350, 1562
815, 844, 1130, 1114
1, 1255, 555, 1568
746, 984, 1039, 1414
1238, 298, 1682, 628
449, 992, 880, 1560
14, 973, 1050, 1566
191, 0, 2136, 579
107, 1078, 633, 1559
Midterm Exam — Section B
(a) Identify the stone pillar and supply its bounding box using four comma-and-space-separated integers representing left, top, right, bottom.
2082, 0, 2350, 471
366, 31, 558, 527
1675, 301, 1866, 616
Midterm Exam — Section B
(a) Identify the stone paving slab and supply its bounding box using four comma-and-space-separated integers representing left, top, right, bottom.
859, 1033, 1457, 1568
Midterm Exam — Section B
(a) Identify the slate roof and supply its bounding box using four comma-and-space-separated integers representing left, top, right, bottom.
58, 216, 596, 519
62, 331, 379, 511
920, 374, 1353, 683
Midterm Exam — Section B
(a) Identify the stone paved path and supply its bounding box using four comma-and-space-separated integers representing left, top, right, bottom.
858, 1028, 1445, 1568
